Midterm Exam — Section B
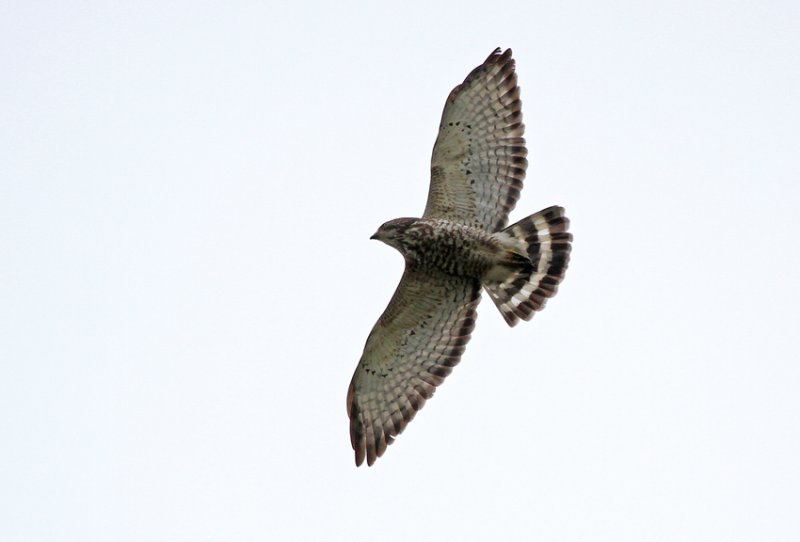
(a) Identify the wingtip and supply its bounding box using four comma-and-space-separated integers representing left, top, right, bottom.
355, 449, 365, 467
486, 47, 509, 63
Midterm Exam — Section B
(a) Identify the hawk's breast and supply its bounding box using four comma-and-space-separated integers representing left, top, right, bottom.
403, 219, 499, 278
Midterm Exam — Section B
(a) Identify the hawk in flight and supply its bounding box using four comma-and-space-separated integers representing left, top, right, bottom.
347, 48, 572, 466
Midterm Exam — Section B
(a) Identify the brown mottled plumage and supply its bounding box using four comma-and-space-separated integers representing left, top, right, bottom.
347, 48, 572, 466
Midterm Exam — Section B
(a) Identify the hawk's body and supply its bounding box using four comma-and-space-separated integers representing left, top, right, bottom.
347, 49, 572, 466
382, 218, 513, 278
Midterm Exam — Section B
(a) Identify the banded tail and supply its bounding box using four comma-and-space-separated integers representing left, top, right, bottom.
484, 206, 572, 326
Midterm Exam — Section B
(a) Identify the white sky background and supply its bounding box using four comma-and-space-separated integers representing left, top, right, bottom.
1, 1, 799, 540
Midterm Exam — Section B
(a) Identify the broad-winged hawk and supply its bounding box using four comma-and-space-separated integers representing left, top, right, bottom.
347, 48, 572, 466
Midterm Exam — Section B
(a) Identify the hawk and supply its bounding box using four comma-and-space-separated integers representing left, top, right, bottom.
347, 48, 572, 466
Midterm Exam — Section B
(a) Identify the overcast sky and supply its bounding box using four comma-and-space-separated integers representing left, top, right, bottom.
2, 1, 799, 541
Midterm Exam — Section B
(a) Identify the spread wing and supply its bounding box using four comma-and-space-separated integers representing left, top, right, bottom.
424, 48, 527, 232
347, 267, 481, 466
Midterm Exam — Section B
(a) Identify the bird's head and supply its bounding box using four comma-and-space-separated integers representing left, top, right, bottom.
370, 217, 417, 252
